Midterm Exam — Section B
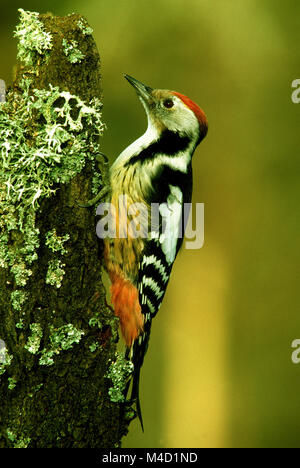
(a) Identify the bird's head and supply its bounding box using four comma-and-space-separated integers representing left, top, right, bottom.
125, 74, 208, 145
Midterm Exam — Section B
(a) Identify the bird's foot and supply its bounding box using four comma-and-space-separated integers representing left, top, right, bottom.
77, 185, 110, 208
77, 152, 111, 208
122, 399, 138, 424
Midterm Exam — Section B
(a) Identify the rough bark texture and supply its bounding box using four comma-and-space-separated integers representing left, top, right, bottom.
0, 12, 130, 448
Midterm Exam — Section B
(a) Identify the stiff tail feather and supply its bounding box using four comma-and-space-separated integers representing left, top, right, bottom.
123, 347, 144, 431
130, 363, 144, 432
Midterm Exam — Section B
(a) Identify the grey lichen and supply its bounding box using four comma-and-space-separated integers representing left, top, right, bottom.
62, 38, 85, 63
0, 77, 104, 298
77, 19, 93, 36
39, 324, 84, 366
45, 230, 70, 288
92, 170, 104, 196
14, 9, 52, 66
11, 290, 28, 312
45, 229, 70, 255
106, 353, 134, 403
46, 259, 66, 289
24, 323, 43, 354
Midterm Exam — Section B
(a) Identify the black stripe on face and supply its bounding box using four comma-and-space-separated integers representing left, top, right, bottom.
126, 129, 191, 166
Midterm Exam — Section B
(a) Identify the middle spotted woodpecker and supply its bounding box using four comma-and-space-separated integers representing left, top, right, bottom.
102, 75, 208, 429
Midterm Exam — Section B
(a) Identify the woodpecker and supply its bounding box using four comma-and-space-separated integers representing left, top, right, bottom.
103, 75, 208, 429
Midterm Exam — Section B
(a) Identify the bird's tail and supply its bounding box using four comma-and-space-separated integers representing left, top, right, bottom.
130, 363, 144, 431
124, 346, 144, 431
123, 318, 152, 431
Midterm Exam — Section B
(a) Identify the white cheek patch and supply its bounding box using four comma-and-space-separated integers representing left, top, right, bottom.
159, 185, 183, 265
165, 97, 199, 137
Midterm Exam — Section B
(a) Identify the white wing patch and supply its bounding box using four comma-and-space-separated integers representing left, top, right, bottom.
159, 185, 183, 265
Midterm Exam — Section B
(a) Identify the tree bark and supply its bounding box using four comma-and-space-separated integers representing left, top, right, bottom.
0, 10, 130, 448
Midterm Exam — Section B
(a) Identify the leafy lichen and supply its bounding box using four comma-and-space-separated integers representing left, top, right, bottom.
45, 229, 70, 255
46, 259, 66, 289
77, 19, 93, 36
45, 230, 70, 288
106, 353, 134, 403
14, 9, 52, 66
0, 77, 104, 301
89, 316, 103, 329
62, 38, 85, 63
24, 323, 43, 354
11, 290, 28, 312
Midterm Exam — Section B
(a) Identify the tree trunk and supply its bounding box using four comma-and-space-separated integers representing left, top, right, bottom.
0, 9, 131, 448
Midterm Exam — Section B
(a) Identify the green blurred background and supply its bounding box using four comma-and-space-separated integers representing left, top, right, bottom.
1, 0, 300, 448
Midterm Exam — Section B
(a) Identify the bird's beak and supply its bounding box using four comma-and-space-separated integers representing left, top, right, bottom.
124, 74, 153, 106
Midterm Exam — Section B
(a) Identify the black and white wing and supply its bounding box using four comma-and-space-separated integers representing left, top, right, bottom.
130, 183, 188, 428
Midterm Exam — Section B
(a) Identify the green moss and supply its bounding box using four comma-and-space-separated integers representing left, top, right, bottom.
89, 311, 119, 343
33, 383, 43, 392
39, 324, 84, 366
88, 316, 103, 329
14, 9, 52, 66
62, 38, 85, 63
6, 428, 31, 448
89, 342, 99, 352
15, 318, 25, 329
106, 353, 134, 403
8, 377, 17, 390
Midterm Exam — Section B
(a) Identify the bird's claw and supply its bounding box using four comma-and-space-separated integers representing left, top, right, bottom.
77, 152, 111, 208
76, 185, 110, 208
122, 399, 138, 424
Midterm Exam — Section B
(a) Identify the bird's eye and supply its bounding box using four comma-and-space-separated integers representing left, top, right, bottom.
163, 99, 174, 109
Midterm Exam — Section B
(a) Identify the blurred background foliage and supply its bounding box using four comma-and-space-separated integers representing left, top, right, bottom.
1, 0, 299, 448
